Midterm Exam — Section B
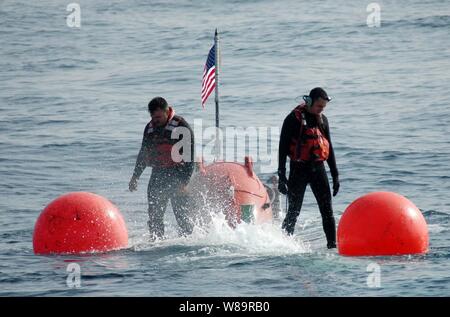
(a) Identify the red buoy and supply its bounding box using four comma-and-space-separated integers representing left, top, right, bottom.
33, 192, 128, 255
337, 192, 428, 256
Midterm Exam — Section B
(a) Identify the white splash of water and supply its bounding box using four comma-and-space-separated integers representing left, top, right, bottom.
130, 210, 310, 257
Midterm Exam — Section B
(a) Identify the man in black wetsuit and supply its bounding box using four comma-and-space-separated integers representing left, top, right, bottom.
278, 87, 340, 249
128, 97, 195, 240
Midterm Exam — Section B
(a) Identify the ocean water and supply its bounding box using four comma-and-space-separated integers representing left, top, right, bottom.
1, 0, 449, 296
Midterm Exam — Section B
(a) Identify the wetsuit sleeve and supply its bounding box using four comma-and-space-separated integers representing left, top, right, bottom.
278, 112, 296, 172
323, 116, 339, 179
177, 119, 195, 185
132, 125, 149, 179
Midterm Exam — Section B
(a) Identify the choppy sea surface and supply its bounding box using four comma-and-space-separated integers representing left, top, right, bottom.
1, 0, 449, 296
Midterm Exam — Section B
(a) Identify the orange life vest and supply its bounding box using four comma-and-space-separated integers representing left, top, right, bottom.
289, 104, 330, 162
145, 108, 185, 168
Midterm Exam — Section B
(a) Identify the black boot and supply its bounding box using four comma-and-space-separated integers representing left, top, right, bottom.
322, 214, 336, 249
147, 220, 164, 241
281, 216, 296, 235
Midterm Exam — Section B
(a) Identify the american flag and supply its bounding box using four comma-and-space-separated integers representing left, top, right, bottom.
201, 44, 216, 107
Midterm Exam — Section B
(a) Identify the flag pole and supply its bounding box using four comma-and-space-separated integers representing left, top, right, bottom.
214, 28, 220, 128
214, 29, 221, 160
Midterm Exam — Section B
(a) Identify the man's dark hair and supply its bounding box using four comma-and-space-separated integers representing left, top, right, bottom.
148, 97, 169, 113
309, 87, 331, 103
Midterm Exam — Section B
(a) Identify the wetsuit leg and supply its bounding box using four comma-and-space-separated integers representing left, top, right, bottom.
282, 163, 309, 235
171, 187, 194, 236
147, 170, 170, 240
309, 163, 336, 247
161, 169, 194, 237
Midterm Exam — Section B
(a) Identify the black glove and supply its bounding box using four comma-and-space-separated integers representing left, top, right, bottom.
278, 169, 288, 195
332, 176, 340, 197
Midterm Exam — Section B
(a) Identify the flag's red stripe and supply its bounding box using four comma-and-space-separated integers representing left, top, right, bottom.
202, 78, 215, 99
201, 68, 215, 95
202, 82, 215, 105
201, 75, 215, 102
201, 78, 215, 100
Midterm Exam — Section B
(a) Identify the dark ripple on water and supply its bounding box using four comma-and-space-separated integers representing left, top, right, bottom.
384, 15, 450, 29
